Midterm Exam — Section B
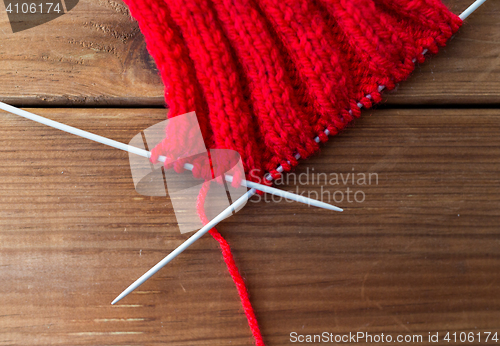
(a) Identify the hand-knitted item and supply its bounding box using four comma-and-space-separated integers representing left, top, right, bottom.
127, 0, 461, 184
122, 0, 461, 344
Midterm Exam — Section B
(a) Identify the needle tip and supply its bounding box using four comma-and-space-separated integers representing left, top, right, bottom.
319, 203, 343, 212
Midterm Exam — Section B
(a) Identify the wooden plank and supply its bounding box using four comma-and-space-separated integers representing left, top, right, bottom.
386, 0, 500, 106
0, 0, 499, 107
0, 0, 164, 107
0, 107, 499, 345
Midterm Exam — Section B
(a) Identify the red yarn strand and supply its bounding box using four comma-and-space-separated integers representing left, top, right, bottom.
196, 181, 265, 346
125, 0, 461, 184
123, 1, 462, 343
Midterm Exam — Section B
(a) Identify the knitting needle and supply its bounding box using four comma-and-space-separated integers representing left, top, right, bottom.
111, 0, 489, 303
0, 101, 342, 211
460, 0, 488, 20
266, 0, 489, 181
111, 187, 256, 305
203, 0, 486, 203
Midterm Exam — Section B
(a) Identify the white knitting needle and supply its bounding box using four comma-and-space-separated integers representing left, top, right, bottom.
0, 101, 342, 211
268, 0, 489, 178
460, 0, 488, 20
113, 0, 490, 304
111, 187, 256, 305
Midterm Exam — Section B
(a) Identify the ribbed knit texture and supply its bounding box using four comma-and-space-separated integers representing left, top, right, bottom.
122, 0, 462, 344
127, 0, 462, 183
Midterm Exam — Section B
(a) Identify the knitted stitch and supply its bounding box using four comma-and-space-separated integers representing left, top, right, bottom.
123, 0, 461, 344
129, 0, 462, 183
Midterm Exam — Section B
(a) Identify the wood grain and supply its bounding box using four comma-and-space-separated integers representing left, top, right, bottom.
0, 0, 162, 106
0, 0, 499, 344
0, 108, 499, 345
0, 0, 499, 106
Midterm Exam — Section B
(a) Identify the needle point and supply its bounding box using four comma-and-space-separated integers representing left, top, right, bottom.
111, 189, 257, 304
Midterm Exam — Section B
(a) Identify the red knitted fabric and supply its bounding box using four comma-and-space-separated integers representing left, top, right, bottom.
126, 0, 461, 183
122, 0, 462, 344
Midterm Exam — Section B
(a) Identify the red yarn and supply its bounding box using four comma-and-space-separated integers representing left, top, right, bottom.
122, 0, 462, 344
125, 0, 461, 184
197, 181, 265, 346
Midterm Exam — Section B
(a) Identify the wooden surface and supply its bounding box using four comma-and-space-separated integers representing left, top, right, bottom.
0, 1, 499, 346
0, 0, 498, 107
